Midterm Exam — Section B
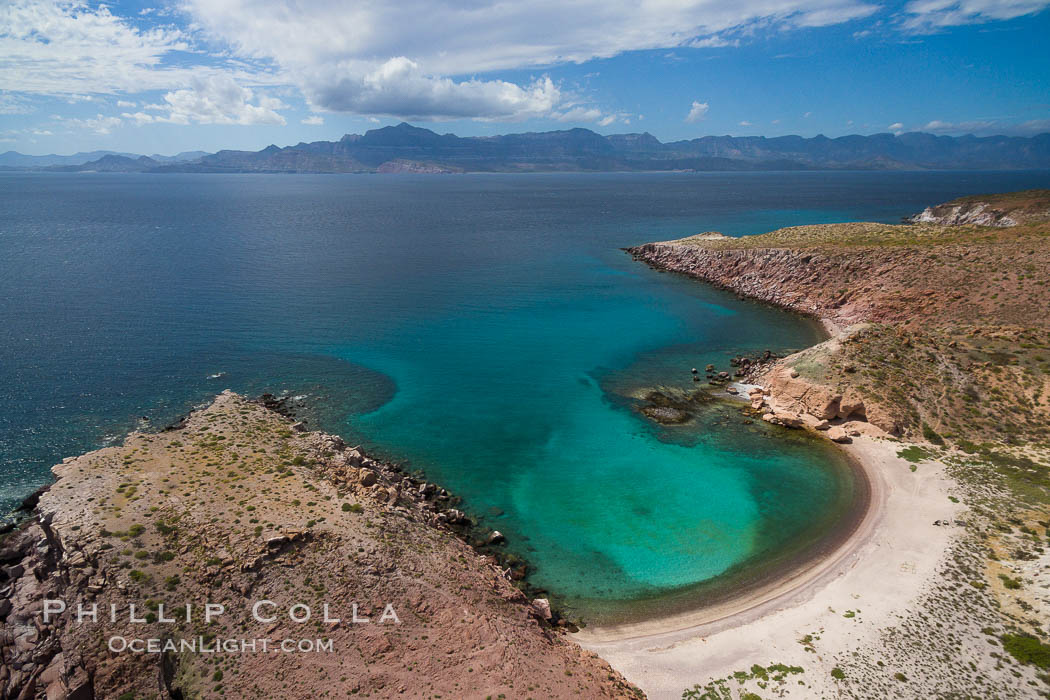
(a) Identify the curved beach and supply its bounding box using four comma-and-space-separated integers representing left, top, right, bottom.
575, 441, 876, 643
577, 434, 961, 698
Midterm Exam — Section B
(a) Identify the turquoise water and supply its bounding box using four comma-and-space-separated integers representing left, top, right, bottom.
341, 245, 840, 611
3, 170, 1048, 622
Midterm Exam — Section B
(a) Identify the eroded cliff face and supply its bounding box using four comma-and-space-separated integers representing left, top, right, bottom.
908, 202, 1018, 227
905, 189, 1050, 227
0, 392, 638, 700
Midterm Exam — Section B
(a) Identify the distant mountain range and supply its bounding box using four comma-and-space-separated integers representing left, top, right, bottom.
4, 124, 1049, 173
0, 150, 209, 169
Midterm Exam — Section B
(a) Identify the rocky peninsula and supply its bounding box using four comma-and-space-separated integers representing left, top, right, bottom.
1, 391, 639, 699
583, 190, 1050, 698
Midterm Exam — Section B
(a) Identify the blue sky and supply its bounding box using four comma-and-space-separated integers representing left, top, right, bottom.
1, 0, 1048, 155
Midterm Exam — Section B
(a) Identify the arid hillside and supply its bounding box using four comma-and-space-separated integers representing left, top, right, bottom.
629, 193, 1050, 446
1, 392, 639, 700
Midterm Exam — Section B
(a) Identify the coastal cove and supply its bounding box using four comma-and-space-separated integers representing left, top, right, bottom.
3, 170, 1049, 626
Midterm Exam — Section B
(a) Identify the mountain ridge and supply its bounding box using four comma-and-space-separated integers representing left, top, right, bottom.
5, 123, 1050, 173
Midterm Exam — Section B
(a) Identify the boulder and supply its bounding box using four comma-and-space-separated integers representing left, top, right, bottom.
445, 509, 468, 525
358, 470, 378, 488
531, 598, 552, 621
762, 412, 803, 428
812, 396, 843, 421
827, 426, 852, 443
486, 531, 505, 546
837, 391, 866, 420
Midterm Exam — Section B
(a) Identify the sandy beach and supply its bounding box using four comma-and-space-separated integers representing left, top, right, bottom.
576, 436, 962, 698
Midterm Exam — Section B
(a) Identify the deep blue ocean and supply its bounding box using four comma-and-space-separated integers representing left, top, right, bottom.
2, 170, 1047, 622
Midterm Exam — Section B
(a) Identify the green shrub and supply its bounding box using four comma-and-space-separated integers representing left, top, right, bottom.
898, 446, 934, 463
999, 573, 1023, 590
921, 423, 945, 446
1001, 635, 1050, 669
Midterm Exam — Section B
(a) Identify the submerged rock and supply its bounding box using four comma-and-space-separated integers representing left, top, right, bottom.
636, 387, 714, 425
642, 406, 692, 424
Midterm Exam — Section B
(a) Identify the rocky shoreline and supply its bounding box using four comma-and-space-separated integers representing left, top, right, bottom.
627, 241, 900, 445
592, 190, 1050, 698
0, 391, 637, 699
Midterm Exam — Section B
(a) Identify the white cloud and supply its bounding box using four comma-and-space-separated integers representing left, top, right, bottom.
553, 106, 604, 123
122, 111, 155, 126
305, 57, 561, 121
150, 75, 287, 126
5, 0, 1041, 126
1018, 119, 1050, 134
183, 0, 882, 120
59, 114, 123, 134
689, 35, 741, 48
923, 119, 953, 130
598, 114, 617, 127
0, 0, 278, 96
117, 100, 137, 108
739, 120, 753, 126
301, 115, 324, 125
685, 100, 709, 123
881, 118, 1050, 136
922, 118, 999, 133
0, 91, 33, 114
901, 0, 1050, 32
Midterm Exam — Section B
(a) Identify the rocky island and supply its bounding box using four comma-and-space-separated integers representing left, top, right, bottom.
584, 189, 1050, 698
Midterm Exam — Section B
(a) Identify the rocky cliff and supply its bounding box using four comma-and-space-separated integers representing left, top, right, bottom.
905, 189, 1050, 227
629, 194, 1050, 445
0, 392, 638, 699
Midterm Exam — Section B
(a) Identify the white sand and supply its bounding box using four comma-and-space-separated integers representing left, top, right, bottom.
576, 437, 962, 698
